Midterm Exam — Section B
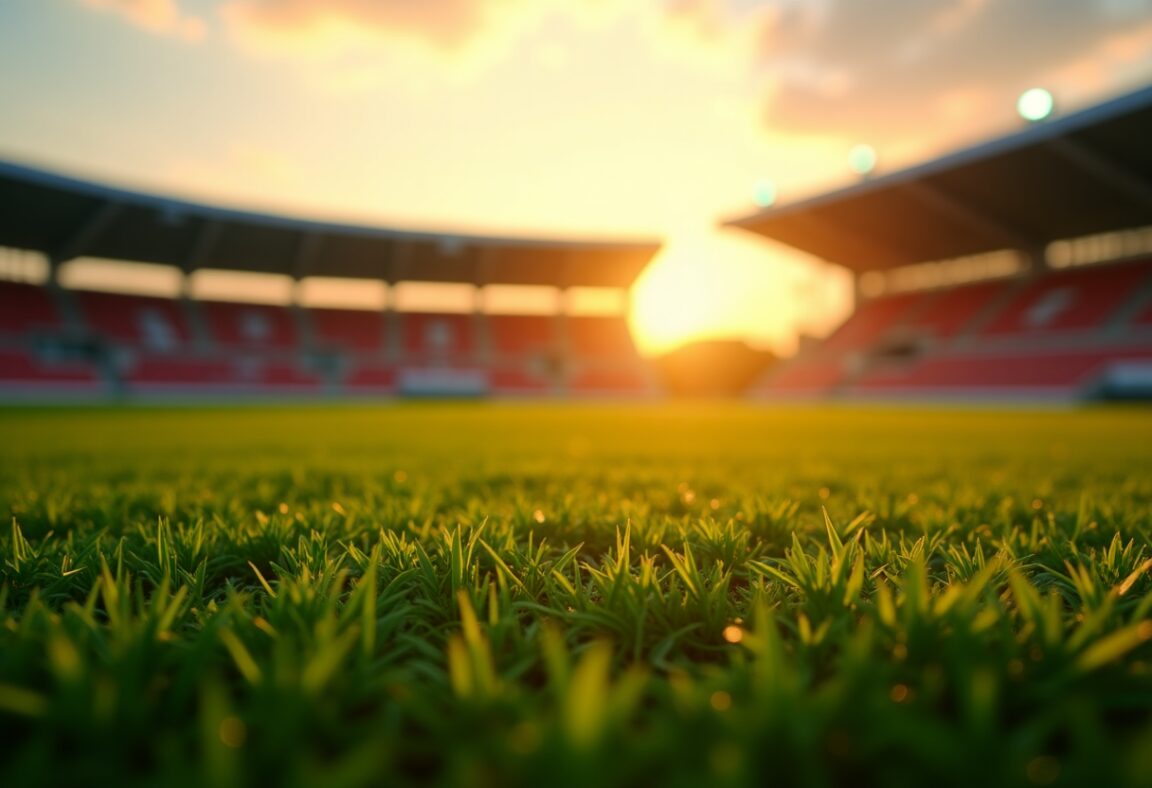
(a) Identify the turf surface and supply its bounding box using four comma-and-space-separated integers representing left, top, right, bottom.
2, 404, 1152, 787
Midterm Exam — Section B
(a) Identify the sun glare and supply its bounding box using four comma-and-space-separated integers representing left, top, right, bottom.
629, 236, 726, 356
628, 227, 846, 358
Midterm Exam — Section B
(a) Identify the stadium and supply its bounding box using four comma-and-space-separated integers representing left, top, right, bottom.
4, 86, 1152, 403
732, 84, 1152, 403
3, 4, 1152, 788
0, 158, 661, 399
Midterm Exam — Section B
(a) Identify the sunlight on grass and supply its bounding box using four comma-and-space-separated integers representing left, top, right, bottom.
0, 403, 1151, 786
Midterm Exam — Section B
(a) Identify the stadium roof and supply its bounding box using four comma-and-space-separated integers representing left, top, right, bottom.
725, 84, 1152, 273
0, 159, 660, 287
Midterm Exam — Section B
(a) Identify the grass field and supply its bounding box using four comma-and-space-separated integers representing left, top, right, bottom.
2, 403, 1152, 787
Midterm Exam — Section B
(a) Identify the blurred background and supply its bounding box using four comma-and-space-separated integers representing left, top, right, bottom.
1, 0, 1151, 398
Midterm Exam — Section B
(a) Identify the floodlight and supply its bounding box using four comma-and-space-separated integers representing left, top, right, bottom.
1017, 88, 1054, 122
753, 179, 777, 208
848, 144, 877, 176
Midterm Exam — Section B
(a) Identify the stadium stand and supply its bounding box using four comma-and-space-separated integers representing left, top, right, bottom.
565, 315, 655, 395
852, 346, 1152, 397
308, 307, 386, 353
568, 315, 641, 358
246, 359, 322, 390
730, 83, 1152, 402
979, 260, 1152, 337
486, 315, 561, 395
74, 290, 192, 349
0, 159, 659, 400
0, 348, 102, 393
489, 365, 554, 395
489, 315, 557, 359
567, 366, 653, 396
119, 356, 234, 389
118, 354, 322, 396
199, 301, 299, 350
897, 280, 1009, 342
399, 312, 476, 362
0, 280, 64, 335
818, 291, 923, 352
1134, 301, 1152, 327
343, 363, 396, 394
749, 259, 1152, 400
752, 357, 849, 395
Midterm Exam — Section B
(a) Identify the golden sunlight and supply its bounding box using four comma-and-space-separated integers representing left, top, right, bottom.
629, 235, 722, 356
629, 227, 852, 358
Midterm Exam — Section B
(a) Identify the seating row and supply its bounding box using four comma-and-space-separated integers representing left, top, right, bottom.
820, 258, 1152, 353
0, 281, 640, 359
753, 258, 1152, 399
0, 346, 652, 397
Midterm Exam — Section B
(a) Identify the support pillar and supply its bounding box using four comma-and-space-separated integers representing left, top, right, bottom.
384, 281, 403, 365
555, 287, 572, 395
472, 283, 491, 367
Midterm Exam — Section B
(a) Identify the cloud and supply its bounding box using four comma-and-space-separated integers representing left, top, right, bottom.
74, 0, 1152, 166
219, 0, 535, 58
219, 0, 655, 67
752, 0, 1152, 147
215, 0, 652, 96
662, 0, 729, 39
80, 0, 206, 41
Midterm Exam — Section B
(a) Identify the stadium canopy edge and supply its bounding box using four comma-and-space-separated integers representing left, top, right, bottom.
723, 83, 1152, 273
0, 158, 660, 288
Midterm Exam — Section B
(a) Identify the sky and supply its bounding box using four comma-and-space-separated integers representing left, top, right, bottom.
2, 0, 1151, 355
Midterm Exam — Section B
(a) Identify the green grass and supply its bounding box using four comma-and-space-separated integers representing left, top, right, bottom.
2, 403, 1152, 788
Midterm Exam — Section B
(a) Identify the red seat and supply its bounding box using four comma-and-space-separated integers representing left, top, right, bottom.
750, 358, 847, 395
853, 348, 1152, 391
981, 262, 1152, 336
253, 361, 321, 388
567, 316, 638, 359
0, 348, 99, 389
125, 356, 234, 386
75, 290, 191, 348
344, 364, 396, 391
490, 366, 554, 394
0, 281, 63, 335
400, 312, 475, 361
200, 301, 299, 349
123, 355, 320, 391
489, 315, 557, 358
820, 292, 922, 352
309, 308, 386, 352
900, 281, 1007, 340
